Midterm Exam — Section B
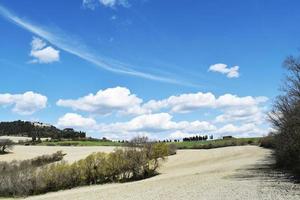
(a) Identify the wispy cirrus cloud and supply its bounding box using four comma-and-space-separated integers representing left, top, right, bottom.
0, 4, 187, 86
82, 0, 130, 9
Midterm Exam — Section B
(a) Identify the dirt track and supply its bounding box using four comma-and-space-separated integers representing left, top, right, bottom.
19, 146, 300, 200
0, 145, 116, 163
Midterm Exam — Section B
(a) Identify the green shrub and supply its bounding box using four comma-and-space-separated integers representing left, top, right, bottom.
0, 143, 169, 197
30, 151, 65, 167
0, 151, 65, 197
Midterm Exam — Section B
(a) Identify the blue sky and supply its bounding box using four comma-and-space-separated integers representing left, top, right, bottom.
0, 0, 299, 139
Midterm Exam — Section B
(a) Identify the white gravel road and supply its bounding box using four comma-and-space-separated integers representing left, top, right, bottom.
6, 145, 297, 200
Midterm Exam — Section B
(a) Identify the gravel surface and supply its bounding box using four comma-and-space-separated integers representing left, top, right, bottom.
0, 145, 116, 162
13, 145, 299, 200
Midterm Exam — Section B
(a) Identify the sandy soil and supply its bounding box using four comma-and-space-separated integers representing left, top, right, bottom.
0, 145, 116, 163
0, 136, 49, 143
15, 145, 299, 200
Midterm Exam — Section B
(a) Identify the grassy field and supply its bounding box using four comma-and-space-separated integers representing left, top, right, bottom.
39, 140, 122, 147
37, 137, 262, 149
171, 137, 261, 149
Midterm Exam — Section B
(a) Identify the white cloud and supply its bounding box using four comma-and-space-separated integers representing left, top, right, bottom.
215, 106, 265, 124
215, 123, 264, 138
58, 111, 266, 140
0, 91, 47, 115
55, 87, 269, 139
82, 0, 130, 9
169, 131, 196, 139
215, 94, 267, 107
143, 92, 267, 114
57, 87, 145, 115
143, 92, 216, 113
208, 63, 239, 78
57, 87, 268, 120
57, 113, 97, 129
30, 37, 60, 64
96, 113, 216, 139
82, 0, 98, 10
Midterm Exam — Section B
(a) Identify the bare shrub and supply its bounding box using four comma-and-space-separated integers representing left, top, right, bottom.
259, 134, 276, 149
0, 139, 14, 154
0, 144, 169, 197
0, 151, 65, 197
270, 54, 300, 176
168, 143, 177, 155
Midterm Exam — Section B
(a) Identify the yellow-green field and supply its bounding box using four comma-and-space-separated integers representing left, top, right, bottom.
171, 137, 261, 149
38, 137, 262, 149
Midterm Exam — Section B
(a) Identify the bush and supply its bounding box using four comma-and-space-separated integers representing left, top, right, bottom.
0, 139, 14, 154
259, 135, 276, 149
168, 143, 177, 155
0, 151, 65, 197
269, 54, 300, 177
30, 151, 66, 167
0, 143, 169, 197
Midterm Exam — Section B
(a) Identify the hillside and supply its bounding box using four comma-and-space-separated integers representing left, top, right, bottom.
24, 146, 300, 200
0, 120, 86, 140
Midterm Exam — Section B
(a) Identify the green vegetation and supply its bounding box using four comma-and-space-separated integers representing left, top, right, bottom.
269, 54, 300, 178
0, 120, 85, 140
172, 137, 261, 149
0, 142, 170, 197
40, 140, 122, 146
38, 137, 262, 150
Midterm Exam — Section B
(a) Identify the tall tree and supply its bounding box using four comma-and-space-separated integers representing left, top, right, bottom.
270, 54, 300, 175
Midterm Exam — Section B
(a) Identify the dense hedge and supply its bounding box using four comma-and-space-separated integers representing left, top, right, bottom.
0, 143, 171, 197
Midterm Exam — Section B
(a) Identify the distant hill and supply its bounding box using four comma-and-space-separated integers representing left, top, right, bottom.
0, 120, 86, 140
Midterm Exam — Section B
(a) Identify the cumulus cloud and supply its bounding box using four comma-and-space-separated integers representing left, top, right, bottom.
169, 123, 265, 140
208, 63, 239, 78
215, 106, 265, 124
143, 92, 267, 114
29, 37, 60, 64
143, 92, 216, 113
54, 112, 215, 140
96, 113, 216, 139
55, 87, 269, 139
57, 87, 145, 115
0, 91, 47, 115
57, 111, 266, 140
169, 131, 196, 140
215, 123, 265, 138
83, 0, 129, 9
57, 113, 97, 129
57, 87, 268, 119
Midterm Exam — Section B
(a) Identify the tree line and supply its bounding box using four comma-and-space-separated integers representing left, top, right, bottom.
182, 135, 213, 142
0, 120, 86, 141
